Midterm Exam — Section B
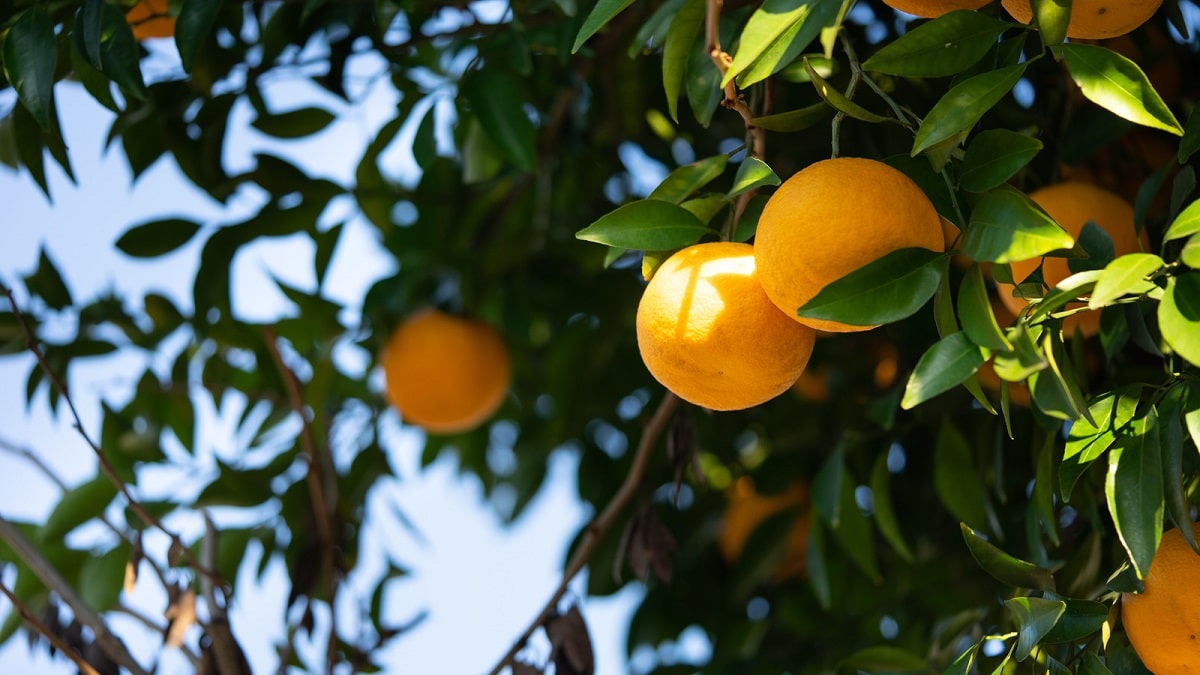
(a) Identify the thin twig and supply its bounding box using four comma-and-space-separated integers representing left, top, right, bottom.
0, 579, 100, 675
488, 392, 680, 675
830, 31, 864, 159
0, 284, 224, 588
706, 0, 765, 159
0, 514, 149, 675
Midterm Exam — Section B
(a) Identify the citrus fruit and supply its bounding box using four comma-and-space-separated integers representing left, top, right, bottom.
995, 181, 1145, 337
636, 242, 816, 411
380, 308, 511, 434
754, 157, 945, 333
718, 478, 810, 581
882, 0, 991, 18
1121, 523, 1200, 674
126, 0, 176, 41
1001, 0, 1163, 38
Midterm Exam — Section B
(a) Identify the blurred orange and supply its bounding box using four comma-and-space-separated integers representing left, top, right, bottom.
717, 478, 811, 582
127, 0, 175, 41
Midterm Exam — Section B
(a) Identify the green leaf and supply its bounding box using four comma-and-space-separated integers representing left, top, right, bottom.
735, 0, 841, 87
862, 10, 1011, 78
1061, 43, 1183, 136
797, 248, 947, 327
1031, 0, 1071, 47
2, 7, 58, 130
572, 0, 635, 52
1106, 409, 1164, 580
961, 522, 1057, 591
1163, 199, 1200, 243
175, 0, 222, 72
1159, 273, 1200, 365
575, 199, 710, 250
1089, 253, 1162, 309
841, 645, 928, 672
1040, 598, 1108, 643
662, 0, 705, 121
1178, 105, 1200, 163
39, 474, 119, 542
1079, 651, 1114, 675
252, 106, 336, 139
963, 188, 1075, 263
78, 542, 131, 612
94, 0, 147, 98
806, 58, 889, 123
461, 69, 537, 172
944, 643, 980, 675
726, 157, 781, 199
959, 264, 1012, 351
912, 63, 1026, 157
1004, 597, 1066, 661
902, 332, 987, 409
959, 130, 1043, 193
25, 248, 73, 311
115, 218, 203, 258
1180, 234, 1200, 268
748, 103, 832, 132
806, 515, 832, 610
870, 452, 914, 563
934, 422, 991, 532
722, 0, 834, 87
649, 155, 729, 203
1067, 221, 1116, 274
829, 472, 881, 583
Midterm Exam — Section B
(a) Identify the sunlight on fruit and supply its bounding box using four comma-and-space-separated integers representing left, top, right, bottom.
1121, 523, 1200, 674
1001, 0, 1163, 38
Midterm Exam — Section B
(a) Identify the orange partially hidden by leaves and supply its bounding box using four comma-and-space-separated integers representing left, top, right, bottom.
754, 157, 945, 333
381, 309, 511, 434
881, 0, 991, 18
127, 0, 175, 41
1121, 523, 1200, 674
1001, 0, 1163, 38
718, 478, 811, 581
996, 181, 1145, 338
636, 242, 817, 411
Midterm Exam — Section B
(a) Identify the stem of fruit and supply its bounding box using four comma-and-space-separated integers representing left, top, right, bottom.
488, 391, 680, 674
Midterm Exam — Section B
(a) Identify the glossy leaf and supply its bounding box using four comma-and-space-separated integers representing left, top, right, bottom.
3, 7, 57, 130
1089, 253, 1162, 309
461, 70, 537, 172
1004, 597, 1065, 661
649, 155, 728, 203
726, 157, 780, 199
1107, 410, 1164, 580
115, 219, 204, 258
1188, 384, 1200, 454
722, 0, 835, 87
963, 188, 1074, 263
575, 199, 710, 250
736, 0, 841, 87
961, 523, 1056, 591
1180, 234, 1200, 268
1179, 105, 1200, 163
1031, 0, 1071, 47
573, 0, 635, 52
1040, 598, 1108, 644
912, 63, 1026, 157
862, 11, 1010, 78
749, 103, 832, 132
797, 248, 947, 327
1159, 274, 1200, 364
959, 264, 1012, 351
959, 130, 1042, 193
902, 332, 987, 409
806, 59, 889, 123
933, 422, 990, 531
1067, 221, 1116, 274
95, 0, 148, 98
1061, 43, 1183, 135
662, 0, 705, 121
1163, 198, 1200, 243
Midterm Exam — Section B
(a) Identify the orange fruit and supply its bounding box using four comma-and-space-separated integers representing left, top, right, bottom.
636, 242, 816, 411
1001, 0, 1162, 38
380, 308, 511, 434
718, 477, 811, 581
995, 181, 1145, 338
1121, 523, 1200, 674
881, 0, 991, 18
754, 158, 945, 333
126, 0, 175, 41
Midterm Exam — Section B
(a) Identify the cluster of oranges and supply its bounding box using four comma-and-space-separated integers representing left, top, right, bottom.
886, 0, 1161, 39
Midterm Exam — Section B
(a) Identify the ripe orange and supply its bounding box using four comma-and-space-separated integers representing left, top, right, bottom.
126, 0, 175, 41
881, 0, 991, 18
718, 477, 811, 581
754, 158, 945, 333
1001, 0, 1163, 38
1121, 523, 1200, 674
636, 242, 816, 411
995, 181, 1145, 337
380, 309, 511, 434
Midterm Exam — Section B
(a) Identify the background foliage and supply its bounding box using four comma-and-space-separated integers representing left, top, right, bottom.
2, 0, 1200, 673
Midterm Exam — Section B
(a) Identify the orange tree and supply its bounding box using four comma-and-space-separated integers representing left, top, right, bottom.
2, 0, 1200, 673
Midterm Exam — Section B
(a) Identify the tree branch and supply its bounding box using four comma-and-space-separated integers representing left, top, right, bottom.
706, 0, 765, 159
0, 515, 149, 675
0, 578, 100, 675
0, 284, 224, 588
488, 392, 680, 675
